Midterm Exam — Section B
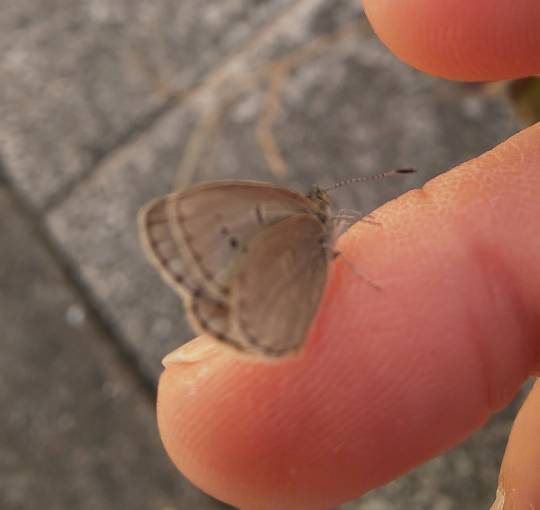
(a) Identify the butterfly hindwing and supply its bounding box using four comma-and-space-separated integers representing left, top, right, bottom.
229, 213, 330, 356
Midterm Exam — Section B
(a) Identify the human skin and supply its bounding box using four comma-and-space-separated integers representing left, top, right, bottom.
157, 1, 540, 509
364, 0, 540, 81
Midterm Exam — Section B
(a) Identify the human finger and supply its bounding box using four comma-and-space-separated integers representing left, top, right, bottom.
364, 0, 540, 80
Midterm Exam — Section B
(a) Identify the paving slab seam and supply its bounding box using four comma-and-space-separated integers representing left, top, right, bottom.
0, 153, 157, 399
43, 96, 178, 213
157, 0, 363, 121
42, 0, 350, 213
164, 0, 332, 108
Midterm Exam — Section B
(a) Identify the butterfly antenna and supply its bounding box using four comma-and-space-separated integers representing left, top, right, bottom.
322, 168, 416, 193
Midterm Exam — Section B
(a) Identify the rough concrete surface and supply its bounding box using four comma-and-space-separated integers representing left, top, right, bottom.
0, 0, 531, 508
0, 187, 227, 509
0, 0, 299, 209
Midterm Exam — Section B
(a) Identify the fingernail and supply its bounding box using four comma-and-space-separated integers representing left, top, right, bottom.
162, 337, 221, 367
489, 486, 505, 510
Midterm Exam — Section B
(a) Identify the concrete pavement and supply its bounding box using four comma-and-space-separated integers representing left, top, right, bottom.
0, 1, 528, 508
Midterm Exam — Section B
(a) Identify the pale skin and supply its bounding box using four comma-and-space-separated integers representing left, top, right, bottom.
157, 1, 540, 509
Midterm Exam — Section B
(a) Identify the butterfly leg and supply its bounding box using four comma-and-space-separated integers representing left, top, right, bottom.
333, 209, 381, 237
331, 250, 382, 291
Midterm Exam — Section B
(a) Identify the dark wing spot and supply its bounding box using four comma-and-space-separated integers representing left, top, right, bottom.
202, 270, 214, 280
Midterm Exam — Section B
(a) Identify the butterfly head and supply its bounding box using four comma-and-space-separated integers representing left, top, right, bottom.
307, 185, 332, 206
307, 185, 332, 224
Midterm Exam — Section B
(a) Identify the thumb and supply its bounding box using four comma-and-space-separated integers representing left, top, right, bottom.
494, 379, 540, 509
157, 123, 540, 510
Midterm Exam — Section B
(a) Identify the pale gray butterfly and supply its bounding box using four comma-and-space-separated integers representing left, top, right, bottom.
138, 169, 414, 357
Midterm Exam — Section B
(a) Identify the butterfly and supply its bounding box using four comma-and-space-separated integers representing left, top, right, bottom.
138, 170, 414, 357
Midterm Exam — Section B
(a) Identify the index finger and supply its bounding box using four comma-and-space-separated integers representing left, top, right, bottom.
364, 0, 540, 80
158, 123, 540, 510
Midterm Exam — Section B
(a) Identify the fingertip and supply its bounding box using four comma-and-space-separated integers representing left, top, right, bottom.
364, 0, 540, 80
157, 340, 236, 505
157, 337, 345, 510
157, 336, 233, 456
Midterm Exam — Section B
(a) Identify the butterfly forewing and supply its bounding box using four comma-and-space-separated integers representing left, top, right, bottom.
139, 195, 208, 298
142, 181, 318, 298
229, 213, 330, 356
187, 296, 249, 351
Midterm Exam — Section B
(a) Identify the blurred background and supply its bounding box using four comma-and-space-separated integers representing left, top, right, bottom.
1, 1, 537, 509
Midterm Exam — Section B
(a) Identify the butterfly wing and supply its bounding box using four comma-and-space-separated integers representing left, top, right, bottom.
138, 181, 323, 348
229, 213, 330, 356
139, 196, 203, 298
139, 181, 317, 299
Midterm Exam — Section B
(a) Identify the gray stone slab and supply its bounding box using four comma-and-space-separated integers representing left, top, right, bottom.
0, 185, 226, 509
0, 0, 306, 209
